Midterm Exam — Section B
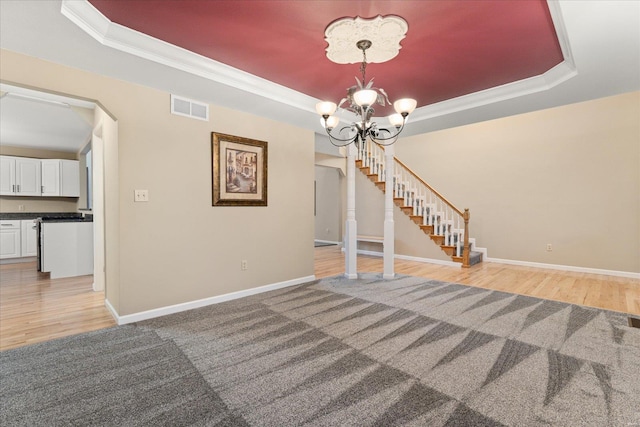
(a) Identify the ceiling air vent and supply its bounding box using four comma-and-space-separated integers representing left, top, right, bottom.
170, 94, 209, 121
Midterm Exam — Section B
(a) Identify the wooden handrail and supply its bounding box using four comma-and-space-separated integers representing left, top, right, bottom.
392, 156, 464, 217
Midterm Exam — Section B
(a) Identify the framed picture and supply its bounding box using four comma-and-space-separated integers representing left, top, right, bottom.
212, 132, 267, 206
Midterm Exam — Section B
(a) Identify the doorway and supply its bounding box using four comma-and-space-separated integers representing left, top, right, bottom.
314, 165, 342, 246
0, 83, 118, 345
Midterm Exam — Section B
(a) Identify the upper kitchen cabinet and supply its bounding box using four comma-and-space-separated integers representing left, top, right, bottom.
0, 156, 41, 196
41, 159, 80, 197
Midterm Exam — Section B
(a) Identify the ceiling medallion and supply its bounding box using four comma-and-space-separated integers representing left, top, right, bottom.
324, 15, 409, 64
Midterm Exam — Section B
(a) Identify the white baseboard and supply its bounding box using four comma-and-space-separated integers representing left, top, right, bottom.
473, 246, 488, 260
0, 256, 36, 265
314, 239, 341, 245
486, 257, 640, 279
106, 275, 316, 325
394, 253, 461, 268
104, 298, 119, 322
354, 248, 460, 268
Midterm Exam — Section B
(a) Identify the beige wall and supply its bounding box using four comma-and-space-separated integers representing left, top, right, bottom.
395, 91, 640, 273
314, 166, 341, 242
1, 49, 315, 316
0, 145, 79, 213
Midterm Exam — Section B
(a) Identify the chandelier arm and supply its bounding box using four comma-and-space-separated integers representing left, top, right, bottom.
368, 120, 407, 144
323, 127, 358, 147
368, 134, 400, 146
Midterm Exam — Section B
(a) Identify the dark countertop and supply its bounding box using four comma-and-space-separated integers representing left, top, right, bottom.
0, 212, 92, 222
40, 217, 93, 223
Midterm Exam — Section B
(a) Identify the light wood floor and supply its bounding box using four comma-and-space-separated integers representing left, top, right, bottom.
1, 249, 638, 351
0, 262, 115, 351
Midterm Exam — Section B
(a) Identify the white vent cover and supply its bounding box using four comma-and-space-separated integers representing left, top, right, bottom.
170, 94, 209, 121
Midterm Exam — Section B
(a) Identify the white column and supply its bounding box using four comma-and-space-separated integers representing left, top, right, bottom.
383, 145, 395, 279
345, 144, 358, 279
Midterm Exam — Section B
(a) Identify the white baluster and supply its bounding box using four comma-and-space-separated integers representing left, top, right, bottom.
425, 194, 430, 226
448, 209, 453, 245
423, 201, 427, 225
404, 182, 409, 206
456, 214, 461, 256
430, 198, 434, 228
444, 208, 449, 244
394, 174, 398, 198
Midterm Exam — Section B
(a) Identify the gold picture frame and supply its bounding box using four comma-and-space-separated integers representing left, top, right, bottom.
212, 132, 268, 206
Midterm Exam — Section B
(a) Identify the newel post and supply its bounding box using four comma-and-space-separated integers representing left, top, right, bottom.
462, 208, 470, 268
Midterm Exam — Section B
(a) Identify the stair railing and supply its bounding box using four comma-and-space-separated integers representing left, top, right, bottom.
355, 139, 471, 268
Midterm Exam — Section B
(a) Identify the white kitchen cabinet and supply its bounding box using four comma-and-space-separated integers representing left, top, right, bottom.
0, 157, 16, 195
21, 219, 38, 257
41, 160, 60, 196
0, 156, 41, 196
60, 160, 80, 197
0, 220, 21, 259
40, 159, 80, 197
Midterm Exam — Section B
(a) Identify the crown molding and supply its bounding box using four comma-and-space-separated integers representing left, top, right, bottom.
60, 0, 318, 115
60, 0, 576, 127
409, 61, 577, 123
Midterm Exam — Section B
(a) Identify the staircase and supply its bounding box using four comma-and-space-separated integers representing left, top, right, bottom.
355, 141, 483, 267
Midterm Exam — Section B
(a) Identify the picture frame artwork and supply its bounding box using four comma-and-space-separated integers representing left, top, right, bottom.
212, 132, 267, 206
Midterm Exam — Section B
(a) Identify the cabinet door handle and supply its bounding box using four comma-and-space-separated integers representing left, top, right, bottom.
12, 184, 16, 192
41, 185, 44, 193
17, 185, 20, 193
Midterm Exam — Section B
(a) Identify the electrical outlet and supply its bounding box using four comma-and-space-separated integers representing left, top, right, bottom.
241, 260, 248, 271
546, 244, 552, 252
134, 189, 149, 202
18, 205, 25, 211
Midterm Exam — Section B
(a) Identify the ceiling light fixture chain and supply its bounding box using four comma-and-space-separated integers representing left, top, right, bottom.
357, 39, 371, 87
316, 39, 417, 149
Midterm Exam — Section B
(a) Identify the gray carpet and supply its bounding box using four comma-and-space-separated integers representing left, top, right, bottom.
2, 274, 639, 426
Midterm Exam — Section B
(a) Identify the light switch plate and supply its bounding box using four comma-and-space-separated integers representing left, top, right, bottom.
134, 189, 149, 202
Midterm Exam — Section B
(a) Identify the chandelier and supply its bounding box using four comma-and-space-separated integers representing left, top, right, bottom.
316, 39, 417, 148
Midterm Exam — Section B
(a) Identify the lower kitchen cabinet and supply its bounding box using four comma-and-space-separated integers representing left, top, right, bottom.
0, 220, 22, 259
21, 219, 38, 257
0, 219, 39, 260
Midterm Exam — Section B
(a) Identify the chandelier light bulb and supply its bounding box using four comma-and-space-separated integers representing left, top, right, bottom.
393, 98, 417, 115
325, 115, 340, 130
388, 113, 404, 128
353, 89, 378, 108
316, 101, 337, 117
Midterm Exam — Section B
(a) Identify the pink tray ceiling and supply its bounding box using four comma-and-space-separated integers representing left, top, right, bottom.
89, 0, 563, 115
